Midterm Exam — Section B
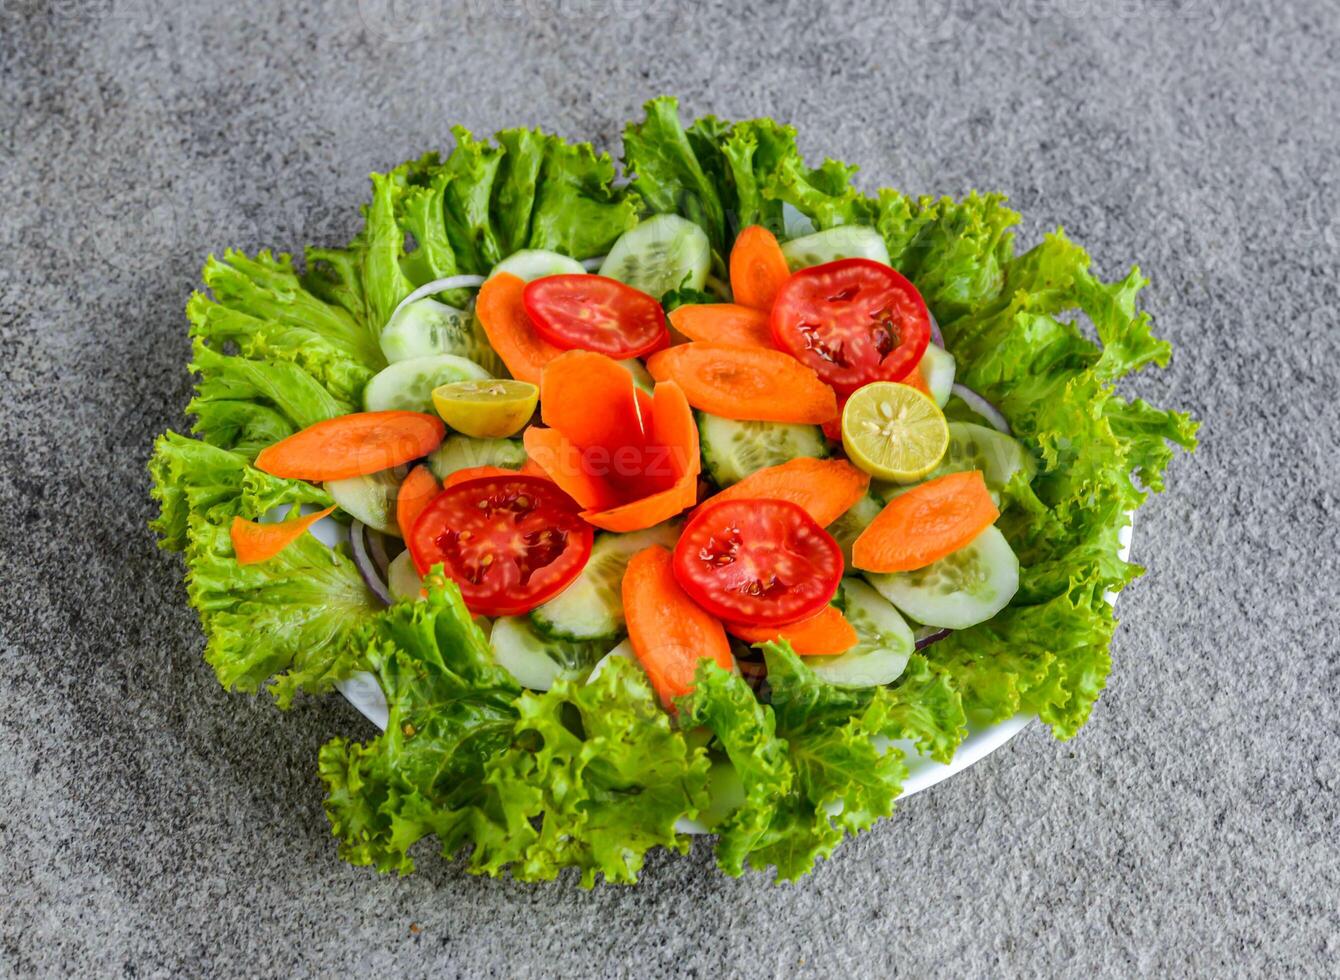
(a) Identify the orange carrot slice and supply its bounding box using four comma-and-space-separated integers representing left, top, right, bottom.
523, 425, 621, 511
623, 545, 733, 706
852, 470, 1000, 573
230, 506, 335, 565
254, 412, 445, 482
540, 350, 647, 457
581, 381, 701, 532
395, 465, 439, 538
729, 226, 791, 311
902, 363, 932, 396
475, 272, 565, 384
726, 605, 858, 656
668, 304, 775, 350
706, 457, 870, 527
646, 343, 838, 424
441, 464, 520, 490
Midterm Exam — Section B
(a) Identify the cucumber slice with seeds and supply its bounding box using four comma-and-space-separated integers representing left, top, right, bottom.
927, 422, 1037, 495
379, 298, 504, 375
490, 249, 585, 282
599, 214, 711, 299
698, 412, 828, 487
865, 524, 1019, 630
363, 353, 491, 414
530, 523, 681, 641
489, 615, 610, 691
780, 226, 891, 271
426, 435, 526, 482
806, 579, 914, 688
826, 493, 885, 568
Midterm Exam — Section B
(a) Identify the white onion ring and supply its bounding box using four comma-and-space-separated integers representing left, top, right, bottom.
927, 309, 945, 348
951, 383, 1011, 435
388, 275, 488, 324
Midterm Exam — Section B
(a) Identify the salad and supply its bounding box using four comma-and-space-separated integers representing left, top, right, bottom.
149, 97, 1197, 885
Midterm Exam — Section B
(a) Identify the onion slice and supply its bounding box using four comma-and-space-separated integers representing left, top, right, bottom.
927, 310, 945, 348
387, 275, 488, 325
350, 520, 393, 606
914, 626, 952, 650
950, 383, 1011, 435
580, 256, 606, 272
364, 525, 392, 579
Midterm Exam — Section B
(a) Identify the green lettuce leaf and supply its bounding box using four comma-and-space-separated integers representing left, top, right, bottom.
148, 432, 331, 551
679, 644, 966, 881
321, 582, 708, 884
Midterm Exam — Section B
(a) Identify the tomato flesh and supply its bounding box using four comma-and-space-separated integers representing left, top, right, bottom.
672, 497, 842, 628
770, 258, 931, 395
408, 475, 593, 617
523, 274, 669, 359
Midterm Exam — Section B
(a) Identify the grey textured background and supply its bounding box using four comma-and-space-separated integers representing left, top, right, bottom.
2, 0, 1337, 976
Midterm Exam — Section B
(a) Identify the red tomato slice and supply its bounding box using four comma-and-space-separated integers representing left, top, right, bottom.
408, 474, 593, 617
671, 497, 843, 628
523, 274, 669, 359
770, 258, 931, 395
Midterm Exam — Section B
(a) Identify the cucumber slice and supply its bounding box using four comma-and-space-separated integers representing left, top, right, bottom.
919, 343, 956, 408
865, 524, 1019, 629
379, 299, 504, 375
618, 357, 655, 394
826, 493, 885, 568
927, 422, 1037, 494
697, 412, 828, 487
599, 214, 711, 299
425, 435, 526, 481
806, 579, 914, 688
325, 467, 403, 536
387, 549, 422, 602
363, 353, 492, 414
490, 249, 585, 282
489, 614, 608, 691
530, 522, 681, 642
780, 226, 891, 271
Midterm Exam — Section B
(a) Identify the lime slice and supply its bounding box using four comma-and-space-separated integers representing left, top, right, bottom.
432, 379, 538, 438
841, 382, 949, 483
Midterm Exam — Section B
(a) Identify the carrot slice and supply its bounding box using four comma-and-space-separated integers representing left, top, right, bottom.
646, 343, 838, 424
442, 464, 519, 490
519, 458, 551, 480
852, 470, 1000, 573
668, 304, 775, 350
705, 457, 870, 527
475, 272, 565, 384
581, 381, 701, 532
254, 411, 445, 482
540, 350, 646, 454
395, 465, 439, 537
230, 506, 335, 565
727, 605, 858, 656
623, 545, 733, 706
729, 226, 791, 311
523, 425, 621, 511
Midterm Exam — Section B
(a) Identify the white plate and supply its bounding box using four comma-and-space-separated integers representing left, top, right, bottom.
333, 517, 1134, 816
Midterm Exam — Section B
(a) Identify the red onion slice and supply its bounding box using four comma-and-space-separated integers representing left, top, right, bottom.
350, 520, 392, 606
950, 383, 1011, 435
927, 309, 945, 348
364, 525, 392, 579
914, 626, 952, 650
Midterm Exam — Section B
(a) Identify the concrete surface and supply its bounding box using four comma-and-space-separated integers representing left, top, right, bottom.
2, 0, 1337, 976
